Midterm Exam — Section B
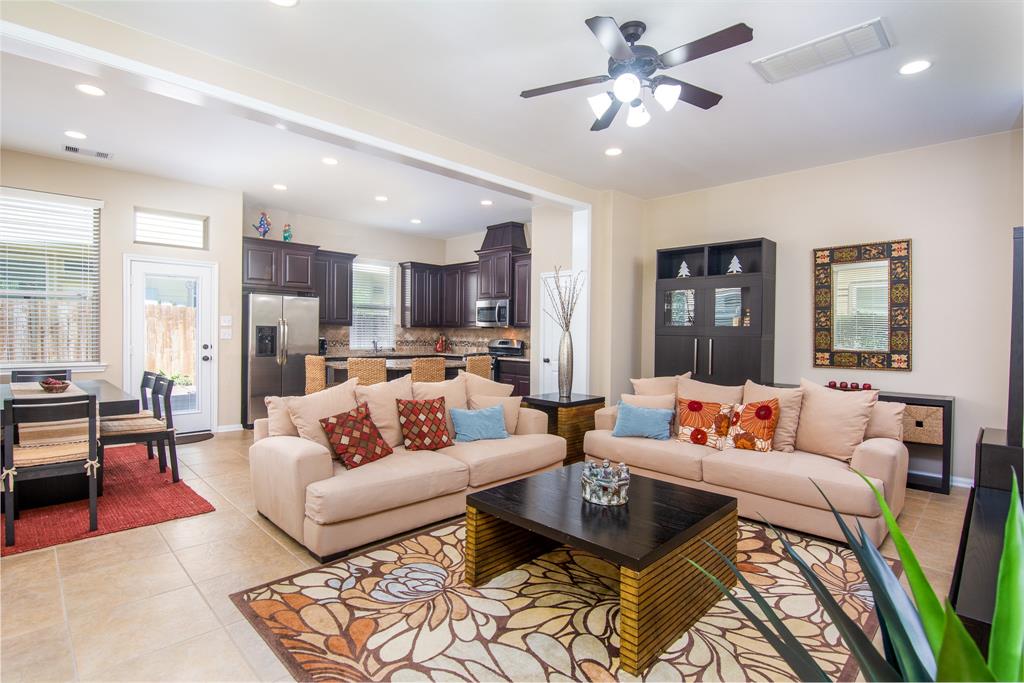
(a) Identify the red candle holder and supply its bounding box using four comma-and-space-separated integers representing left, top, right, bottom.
863, 383, 872, 390
839, 381, 849, 389
850, 382, 860, 390
827, 380, 837, 388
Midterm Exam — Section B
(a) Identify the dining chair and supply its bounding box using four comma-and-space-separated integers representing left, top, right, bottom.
2, 394, 99, 546
347, 358, 387, 385
410, 357, 446, 383
10, 368, 72, 382
464, 355, 493, 380
99, 375, 179, 482
305, 355, 327, 394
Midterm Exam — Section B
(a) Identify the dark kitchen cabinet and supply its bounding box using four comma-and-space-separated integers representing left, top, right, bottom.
478, 250, 512, 299
512, 253, 531, 327
461, 263, 479, 327
427, 269, 442, 327
243, 237, 317, 292
441, 267, 463, 327
496, 359, 531, 397
401, 262, 442, 327
314, 250, 355, 325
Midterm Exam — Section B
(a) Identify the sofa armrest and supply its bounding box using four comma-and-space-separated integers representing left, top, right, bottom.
594, 405, 618, 431
253, 418, 269, 442
249, 436, 333, 543
850, 438, 909, 516
515, 407, 549, 435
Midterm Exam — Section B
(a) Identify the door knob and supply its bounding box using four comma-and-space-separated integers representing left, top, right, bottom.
542, 358, 550, 363
202, 355, 212, 361
202, 343, 211, 350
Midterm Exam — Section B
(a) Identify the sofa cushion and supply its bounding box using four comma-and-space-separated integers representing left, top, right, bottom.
702, 448, 883, 517
451, 404, 508, 442
612, 401, 674, 440
265, 396, 299, 437
439, 434, 565, 487
468, 394, 522, 434
725, 399, 780, 452
305, 447, 468, 524
397, 397, 453, 450
865, 401, 905, 440
458, 370, 514, 401
413, 375, 468, 439
743, 381, 803, 452
621, 393, 675, 411
320, 402, 392, 469
355, 375, 414, 447
284, 378, 359, 450
678, 376, 744, 405
795, 379, 878, 461
629, 373, 689, 396
583, 430, 710, 481
677, 397, 732, 449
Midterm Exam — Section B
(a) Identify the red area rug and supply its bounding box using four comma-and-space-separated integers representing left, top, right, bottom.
1, 444, 215, 555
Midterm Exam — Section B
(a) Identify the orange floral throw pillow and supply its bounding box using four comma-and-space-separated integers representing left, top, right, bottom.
726, 399, 781, 452
676, 397, 733, 449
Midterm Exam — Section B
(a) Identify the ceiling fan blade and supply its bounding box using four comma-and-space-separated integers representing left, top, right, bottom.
520, 75, 610, 98
590, 97, 622, 131
655, 75, 723, 109
658, 22, 753, 68
585, 16, 634, 62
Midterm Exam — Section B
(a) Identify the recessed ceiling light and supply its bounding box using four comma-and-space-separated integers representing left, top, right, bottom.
374, 195, 388, 202
480, 199, 493, 206
273, 183, 287, 191
64, 130, 87, 140
899, 60, 931, 75
604, 147, 623, 157
75, 84, 105, 97
410, 218, 422, 224
274, 122, 288, 130
321, 157, 338, 166
269, 0, 299, 6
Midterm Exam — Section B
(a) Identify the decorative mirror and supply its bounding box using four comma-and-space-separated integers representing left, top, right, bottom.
813, 239, 911, 370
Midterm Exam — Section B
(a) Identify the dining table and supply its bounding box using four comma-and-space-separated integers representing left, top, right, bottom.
0, 379, 139, 509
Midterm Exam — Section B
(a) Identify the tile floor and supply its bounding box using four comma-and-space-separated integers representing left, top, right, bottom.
1, 431, 970, 682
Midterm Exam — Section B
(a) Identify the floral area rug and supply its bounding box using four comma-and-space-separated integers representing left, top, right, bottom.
232, 520, 891, 681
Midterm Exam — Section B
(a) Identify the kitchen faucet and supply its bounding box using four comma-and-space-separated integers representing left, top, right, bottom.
372, 339, 380, 354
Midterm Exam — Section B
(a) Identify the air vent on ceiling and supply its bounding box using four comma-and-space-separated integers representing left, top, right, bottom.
63, 145, 113, 160
750, 18, 891, 84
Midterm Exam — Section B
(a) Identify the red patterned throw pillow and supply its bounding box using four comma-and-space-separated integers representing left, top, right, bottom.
726, 398, 781, 452
676, 396, 733, 449
397, 397, 453, 451
319, 402, 393, 469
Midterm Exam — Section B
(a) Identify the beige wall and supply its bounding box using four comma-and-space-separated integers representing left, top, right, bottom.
444, 230, 487, 264
641, 130, 1024, 481
1, 149, 244, 427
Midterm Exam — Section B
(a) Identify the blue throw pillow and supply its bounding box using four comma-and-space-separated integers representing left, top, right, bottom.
612, 401, 674, 440
451, 404, 509, 442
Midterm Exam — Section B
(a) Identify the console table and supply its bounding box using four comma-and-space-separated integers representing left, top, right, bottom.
522, 393, 605, 466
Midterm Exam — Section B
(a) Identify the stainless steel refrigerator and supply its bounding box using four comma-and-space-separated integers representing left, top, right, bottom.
244, 293, 319, 425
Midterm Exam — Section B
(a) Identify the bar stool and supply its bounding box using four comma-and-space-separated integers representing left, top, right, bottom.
410, 357, 445, 383
305, 355, 327, 394
347, 358, 386, 385
464, 355, 493, 380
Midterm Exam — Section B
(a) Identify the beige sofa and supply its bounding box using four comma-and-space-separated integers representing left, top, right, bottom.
250, 402, 566, 562
583, 383, 908, 546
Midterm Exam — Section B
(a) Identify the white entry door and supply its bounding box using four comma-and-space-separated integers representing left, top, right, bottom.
127, 258, 216, 433
538, 271, 562, 395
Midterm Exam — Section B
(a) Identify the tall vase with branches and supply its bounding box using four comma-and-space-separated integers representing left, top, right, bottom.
543, 266, 585, 398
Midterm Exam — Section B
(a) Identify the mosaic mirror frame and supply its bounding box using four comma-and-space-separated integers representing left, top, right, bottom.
813, 239, 912, 371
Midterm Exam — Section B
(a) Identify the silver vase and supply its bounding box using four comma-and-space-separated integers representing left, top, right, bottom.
558, 329, 573, 398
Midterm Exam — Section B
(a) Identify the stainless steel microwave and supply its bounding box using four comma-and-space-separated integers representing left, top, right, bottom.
476, 299, 509, 327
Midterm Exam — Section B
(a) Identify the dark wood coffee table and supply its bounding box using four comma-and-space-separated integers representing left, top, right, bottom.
465, 463, 738, 675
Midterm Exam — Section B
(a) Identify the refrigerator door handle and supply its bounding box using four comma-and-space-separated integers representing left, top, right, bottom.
276, 318, 285, 367
281, 318, 289, 366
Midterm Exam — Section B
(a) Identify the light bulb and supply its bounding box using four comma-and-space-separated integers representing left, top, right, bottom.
654, 82, 682, 112
612, 73, 641, 103
626, 102, 650, 128
899, 60, 931, 75
587, 92, 613, 119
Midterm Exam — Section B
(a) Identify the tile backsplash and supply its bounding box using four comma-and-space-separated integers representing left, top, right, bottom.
322, 325, 529, 355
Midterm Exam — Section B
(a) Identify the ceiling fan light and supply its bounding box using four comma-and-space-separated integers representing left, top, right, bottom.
612, 73, 641, 102
587, 92, 613, 119
626, 102, 650, 128
654, 82, 682, 112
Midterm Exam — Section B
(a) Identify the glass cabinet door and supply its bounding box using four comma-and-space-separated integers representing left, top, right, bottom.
713, 286, 757, 331
662, 288, 697, 328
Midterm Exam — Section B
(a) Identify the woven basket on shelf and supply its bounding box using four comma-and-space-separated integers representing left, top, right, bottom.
347, 358, 387, 386
464, 354, 492, 380
410, 357, 446, 383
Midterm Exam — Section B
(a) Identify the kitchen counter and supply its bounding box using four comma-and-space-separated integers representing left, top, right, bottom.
327, 359, 467, 371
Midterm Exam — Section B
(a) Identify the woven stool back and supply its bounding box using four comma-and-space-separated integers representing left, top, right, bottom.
410, 357, 446, 383
305, 355, 327, 394
347, 357, 386, 385
465, 354, 492, 379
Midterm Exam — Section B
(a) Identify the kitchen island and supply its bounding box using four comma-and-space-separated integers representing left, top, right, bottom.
326, 355, 472, 384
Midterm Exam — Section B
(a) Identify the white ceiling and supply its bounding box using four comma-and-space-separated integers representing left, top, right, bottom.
58, 0, 1023, 199
0, 54, 533, 238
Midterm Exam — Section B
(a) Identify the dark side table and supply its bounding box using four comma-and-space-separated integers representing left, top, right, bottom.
521, 393, 605, 465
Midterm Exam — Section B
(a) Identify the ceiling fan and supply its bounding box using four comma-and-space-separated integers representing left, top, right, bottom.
521, 17, 753, 131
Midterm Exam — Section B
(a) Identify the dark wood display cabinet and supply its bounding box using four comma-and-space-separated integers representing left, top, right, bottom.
654, 239, 776, 386
314, 250, 355, 325
243, 237, 318, 292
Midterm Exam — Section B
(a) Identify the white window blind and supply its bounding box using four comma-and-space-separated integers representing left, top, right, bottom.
350, 261, 396, 350
135, 208, 207, 249
832, 260, 890, 352
0, 188, 103, 367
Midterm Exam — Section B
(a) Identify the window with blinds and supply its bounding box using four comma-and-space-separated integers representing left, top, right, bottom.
832, 260, 890, 352
0, 187, 103, 367
350, 261, 396, 350
135, 208, 207, 249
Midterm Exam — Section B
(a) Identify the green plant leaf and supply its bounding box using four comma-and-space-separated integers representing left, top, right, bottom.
988, 473, 1024, 681
688, 558, 832, 682
936, 600, 995, 681
854, 469, 944, 654
699, 541, 832, 682
762, 520, 901, 682
811, 480, 936, 680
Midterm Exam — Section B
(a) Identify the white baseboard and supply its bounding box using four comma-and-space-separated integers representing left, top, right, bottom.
214, 424, 244, 433
908, 469, 973, 490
